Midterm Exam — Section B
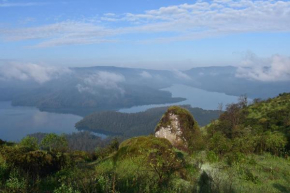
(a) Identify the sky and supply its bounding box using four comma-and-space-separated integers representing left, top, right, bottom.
0, 0, 290, 70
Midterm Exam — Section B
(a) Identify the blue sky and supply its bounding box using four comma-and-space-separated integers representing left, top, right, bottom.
0, 0, 290, 70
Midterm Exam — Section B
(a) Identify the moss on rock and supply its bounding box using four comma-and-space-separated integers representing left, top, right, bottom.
116, 135, 174, 160
155, 106, 202, 152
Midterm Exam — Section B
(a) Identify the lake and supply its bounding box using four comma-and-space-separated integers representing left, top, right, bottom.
119, 84, 240, 113
0, 84, 240, 141
0, 102, 83, 142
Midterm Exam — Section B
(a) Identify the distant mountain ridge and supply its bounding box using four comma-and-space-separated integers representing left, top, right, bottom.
183, 66, 290, 99
0, 65, 289, 116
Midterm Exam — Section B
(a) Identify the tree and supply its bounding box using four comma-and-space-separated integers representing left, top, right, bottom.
218, 103, 241, 138
238, 94, 248, 108
256, 132, 287, 155
208, 132, 232, 155
19, 136, 39, 150
40, 134, 68, 152
217, 103, 223, 116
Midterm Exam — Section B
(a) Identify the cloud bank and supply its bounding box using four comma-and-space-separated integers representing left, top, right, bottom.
0, 63, 71, 83
140, 71, 152, 78
173, 69, 191, 80
76, 71, 125, 94
1, 0, 290, 47
236, 54, 290, 82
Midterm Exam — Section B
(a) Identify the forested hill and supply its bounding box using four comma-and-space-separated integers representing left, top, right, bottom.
206, 92, 290, 154
75, 105, 220, 138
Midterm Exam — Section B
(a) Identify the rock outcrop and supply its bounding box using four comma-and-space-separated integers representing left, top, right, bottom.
155, 106, 199, 151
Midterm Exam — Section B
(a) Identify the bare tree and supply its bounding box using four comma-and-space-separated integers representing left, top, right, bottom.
238, 94, 248, 108
218, 103, 223, 116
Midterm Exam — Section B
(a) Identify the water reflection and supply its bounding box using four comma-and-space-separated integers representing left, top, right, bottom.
119, 84, 239, 113
0, 102, 82, 142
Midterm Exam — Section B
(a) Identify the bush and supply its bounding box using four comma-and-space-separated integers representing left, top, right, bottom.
54, 183, 80, 193
226, 152, 246, 166
206, 151, 219, 163
0, 146, 72, 179
256, 132, 287, 155
208, 132, 232, 156
5, 169, 27, 193
0, 155, 9, 186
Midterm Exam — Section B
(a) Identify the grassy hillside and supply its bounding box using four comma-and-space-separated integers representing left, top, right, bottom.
0, 94, 290, 192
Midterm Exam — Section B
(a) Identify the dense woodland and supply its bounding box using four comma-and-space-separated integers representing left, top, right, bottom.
75, 105, 220, 138
0, 93, 290, 192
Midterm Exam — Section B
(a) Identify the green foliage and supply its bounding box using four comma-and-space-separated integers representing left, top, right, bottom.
117, 136, 173, 158
1, 93, 290, 192
95, 138, 120, 159
256, 131, 287, 155
40, 133, 68, 152
95, 136, 189, 192
226, 152, 247, 166
208, 132, 232, 156
19, 136, 39, 150
0, 146, 72, 180
54, 183, 80, 193
239, 168, 260, 184
0, 155, 9, 186
5, 169, 27, 193
206, 93, 290, 156
206, 151, 219, 163
30, 131, 111, 152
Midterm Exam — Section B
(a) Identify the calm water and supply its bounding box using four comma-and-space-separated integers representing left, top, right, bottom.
0, 102, 83, 142
0, 84, 240, 141
119, 84, 240, 113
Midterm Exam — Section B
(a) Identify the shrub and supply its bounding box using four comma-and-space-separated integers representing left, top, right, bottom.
0, 146, 72, 179
206, 151, 219, 163
54, 183, 80, 193
5, 169, 27, 193
256, 132, 287, 155
226, 152, 246, 166
208, 132, 232, 156
0, 155, 9, 186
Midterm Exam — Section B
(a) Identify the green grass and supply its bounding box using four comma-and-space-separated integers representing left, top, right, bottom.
198, 153, 290, 193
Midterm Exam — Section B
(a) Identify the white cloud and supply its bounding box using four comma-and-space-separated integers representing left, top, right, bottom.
236, 54, 290, 82
104, 13, 116, 17
1, 0, 290, 46
172, 69, 191, 80
33, 37, 117, 48
0, 62, 71, 83
0, 2, 47, 7
140, 71, 152, 78
76, 71, 125, 94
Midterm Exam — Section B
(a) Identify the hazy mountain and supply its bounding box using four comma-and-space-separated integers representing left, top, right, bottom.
0, 65, 289, 116
0, 66, 186, 116
184, 66, 290, 99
